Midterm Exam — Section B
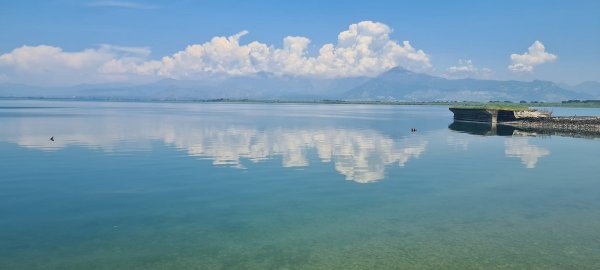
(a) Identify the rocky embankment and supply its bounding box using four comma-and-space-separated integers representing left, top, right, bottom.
504, 117, 600, 138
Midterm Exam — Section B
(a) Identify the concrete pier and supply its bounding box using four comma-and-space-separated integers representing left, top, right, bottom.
449, 108, 550, 123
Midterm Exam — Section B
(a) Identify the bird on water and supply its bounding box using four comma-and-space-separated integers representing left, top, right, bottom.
50, 137, 54, 141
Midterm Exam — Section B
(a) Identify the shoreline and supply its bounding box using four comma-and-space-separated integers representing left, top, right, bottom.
2, 96, 600, 109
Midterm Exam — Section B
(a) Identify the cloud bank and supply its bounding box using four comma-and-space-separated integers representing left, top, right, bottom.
0, 21, 431, 85
508, 41, 557, 73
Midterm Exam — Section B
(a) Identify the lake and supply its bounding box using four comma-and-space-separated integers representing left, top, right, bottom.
1, 100, 600, 269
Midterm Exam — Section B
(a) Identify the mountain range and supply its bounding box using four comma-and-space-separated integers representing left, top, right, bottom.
1, 67, 598, 102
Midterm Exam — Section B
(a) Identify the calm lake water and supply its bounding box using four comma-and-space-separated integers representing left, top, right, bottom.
1, 100, 600, 269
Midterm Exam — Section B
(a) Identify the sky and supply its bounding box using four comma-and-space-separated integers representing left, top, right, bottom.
0, 0, 598, 86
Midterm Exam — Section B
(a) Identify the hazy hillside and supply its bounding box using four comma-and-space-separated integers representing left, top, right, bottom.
0, 68, 589, 102
0, 75, 370, 100
346, 67, 582, 102
570, 81, 600, 98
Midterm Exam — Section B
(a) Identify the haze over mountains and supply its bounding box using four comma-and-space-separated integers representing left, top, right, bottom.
1, 67, 598, 102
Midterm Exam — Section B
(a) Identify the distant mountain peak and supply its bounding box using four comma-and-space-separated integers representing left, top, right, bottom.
346, 68, 582, 102
385, 66, 414, 75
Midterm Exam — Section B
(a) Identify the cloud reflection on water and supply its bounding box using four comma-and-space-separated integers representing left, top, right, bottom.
177, 128, 427, 183
504, 138, 550, 169
1, 103, 560, 183
0, 115, 427, 183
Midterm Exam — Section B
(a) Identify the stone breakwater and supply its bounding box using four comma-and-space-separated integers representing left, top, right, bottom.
504, 117, 600, 138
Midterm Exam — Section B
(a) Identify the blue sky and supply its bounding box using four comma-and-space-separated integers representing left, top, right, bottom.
0, 0, 598, 85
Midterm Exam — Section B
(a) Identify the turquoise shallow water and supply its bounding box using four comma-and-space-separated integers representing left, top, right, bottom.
1, 100, 600, 269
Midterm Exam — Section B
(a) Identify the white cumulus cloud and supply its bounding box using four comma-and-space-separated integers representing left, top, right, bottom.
0, 45, 111, 72
445, 59, 492, 79
0, 21, 431, 85
154, 21, 431, 79
0, 44, 155, 85
508, 41, 557, 73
